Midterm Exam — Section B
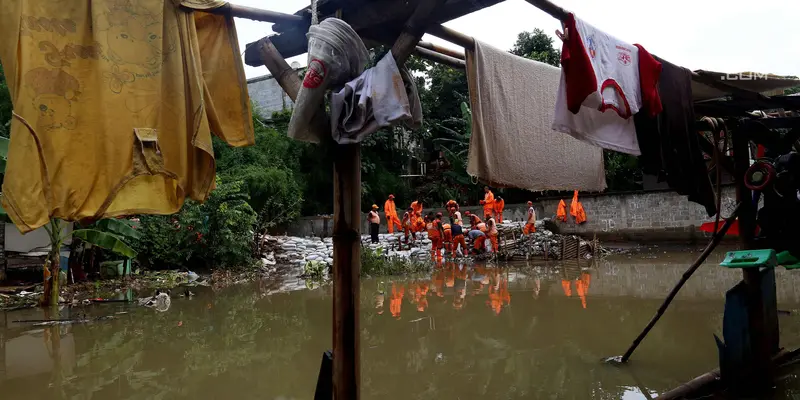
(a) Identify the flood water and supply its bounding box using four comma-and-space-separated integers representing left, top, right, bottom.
4, 247, 800, 399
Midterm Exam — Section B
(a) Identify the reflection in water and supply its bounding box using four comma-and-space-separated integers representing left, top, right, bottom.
4, 248, 800, 399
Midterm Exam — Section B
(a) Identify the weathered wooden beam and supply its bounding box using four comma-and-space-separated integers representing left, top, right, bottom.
417, 41, 465, 60
245, 0, 504, 65
414, 46, 465, 69
200, 3, 306, 24
521, 0, 569, 20
256, 38, 301, 101
390, 0, 448, 64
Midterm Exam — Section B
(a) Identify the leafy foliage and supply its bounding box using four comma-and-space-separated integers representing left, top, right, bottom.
510, 29, 561, 67
133, 178, 257, 269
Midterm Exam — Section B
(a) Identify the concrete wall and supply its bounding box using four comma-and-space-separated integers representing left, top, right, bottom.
286, 187, 737, 243
247, 72, 299, 119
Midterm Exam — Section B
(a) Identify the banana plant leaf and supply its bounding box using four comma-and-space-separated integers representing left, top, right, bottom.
73, 229, 137, 258
96, 218, 142, 240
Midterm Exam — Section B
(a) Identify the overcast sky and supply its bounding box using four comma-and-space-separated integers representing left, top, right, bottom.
233, 0, 800, 79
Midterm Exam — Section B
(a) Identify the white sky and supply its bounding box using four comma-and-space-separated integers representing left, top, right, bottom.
234, 0, 800, 79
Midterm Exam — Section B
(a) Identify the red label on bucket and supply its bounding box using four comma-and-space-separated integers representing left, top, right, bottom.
303, 59, 327, 89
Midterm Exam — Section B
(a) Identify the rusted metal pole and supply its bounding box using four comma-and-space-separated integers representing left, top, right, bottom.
619, 205, 741, 363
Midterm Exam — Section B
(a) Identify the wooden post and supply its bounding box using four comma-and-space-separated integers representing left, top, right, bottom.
332, 143, 361, 400
731, 124, 772, 391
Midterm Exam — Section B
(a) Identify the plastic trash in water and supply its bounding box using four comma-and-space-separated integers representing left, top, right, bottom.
187, 271, 199, 282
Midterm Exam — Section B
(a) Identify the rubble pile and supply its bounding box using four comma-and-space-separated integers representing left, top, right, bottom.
259, 218, 602, 268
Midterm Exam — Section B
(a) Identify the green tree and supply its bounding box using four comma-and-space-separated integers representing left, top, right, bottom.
510, 29, 561, 67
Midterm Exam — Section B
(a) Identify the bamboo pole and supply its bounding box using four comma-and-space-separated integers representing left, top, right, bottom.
417, 41, 465, 59
414, 46, 465, 69
618, 203, 741, 363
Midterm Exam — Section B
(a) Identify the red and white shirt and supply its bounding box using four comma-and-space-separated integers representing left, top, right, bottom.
553, 13, 662, 156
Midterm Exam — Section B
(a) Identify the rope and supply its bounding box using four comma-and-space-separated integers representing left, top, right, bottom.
311, 0, 319, 25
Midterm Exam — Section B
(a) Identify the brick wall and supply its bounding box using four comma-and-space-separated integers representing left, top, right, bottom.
285, 187, 738, 243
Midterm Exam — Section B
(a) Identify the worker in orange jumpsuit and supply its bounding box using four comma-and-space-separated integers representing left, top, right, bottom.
410, 200, 423, 218
465, 211, 482, 229
384, 194, 402, 233
523, 201, 537, 235
401, 207, 415, 244
493, 196, 505, 222
450, 222, 466, 257
442, 222, 453, 255
556, 199, 568, 222
427, 213, 445, 260
412, 210, 425, 234
486, 217, 499, 253
468, 228, 487, 254
479, 186, 495, 220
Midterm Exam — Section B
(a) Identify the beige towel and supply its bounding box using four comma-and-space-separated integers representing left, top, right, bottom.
465, 40, 607, 192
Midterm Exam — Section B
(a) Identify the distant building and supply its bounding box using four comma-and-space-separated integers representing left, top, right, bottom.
247, 63, 304, 119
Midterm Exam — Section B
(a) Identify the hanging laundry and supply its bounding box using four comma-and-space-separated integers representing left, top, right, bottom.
556, 199, 568, 222
0, 0, 253, 233
330, 52, 422, 144
553, 13, 662, 155
288, 18, 369, 144
570, 190, 587, 224
464, 40, 606, 192
634, 56, 716, 216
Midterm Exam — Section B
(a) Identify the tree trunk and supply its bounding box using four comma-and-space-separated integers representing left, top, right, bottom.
41, 255, 60, 307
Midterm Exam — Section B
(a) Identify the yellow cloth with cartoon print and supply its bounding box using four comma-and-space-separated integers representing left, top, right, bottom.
0, 0, 253, 233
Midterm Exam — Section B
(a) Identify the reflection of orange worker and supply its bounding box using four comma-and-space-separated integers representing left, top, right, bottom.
427, 214, 445, 259
556, 199, 568, 222
433, 266, 445, 297
375, 292, 385, 315
524, 201, 537, 235
494, 196, 505, 222
561, 279, 572, 297
384, 195, 402, 233
487, 276, 510, 315
450, 223, 466, 257
479, 186, 495, 220
414, 283, 429, 312
390, 283, 405, 319
576, 279, 588, 309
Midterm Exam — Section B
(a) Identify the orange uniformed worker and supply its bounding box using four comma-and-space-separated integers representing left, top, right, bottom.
450, 222, 466, 257
486, 217, 499, 253
384, 194, 402, 234
427, 213, 445, 260
493, 196, 505, 222
410, 200, 423, 217
479, 186, 495, 220
524, 201, 537, 235
442, 221, 453, 254
465, 211, 482, 229
401, 207, 415, 243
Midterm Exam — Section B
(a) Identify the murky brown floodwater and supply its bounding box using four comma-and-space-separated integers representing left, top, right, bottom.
4, 247, 800, 399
